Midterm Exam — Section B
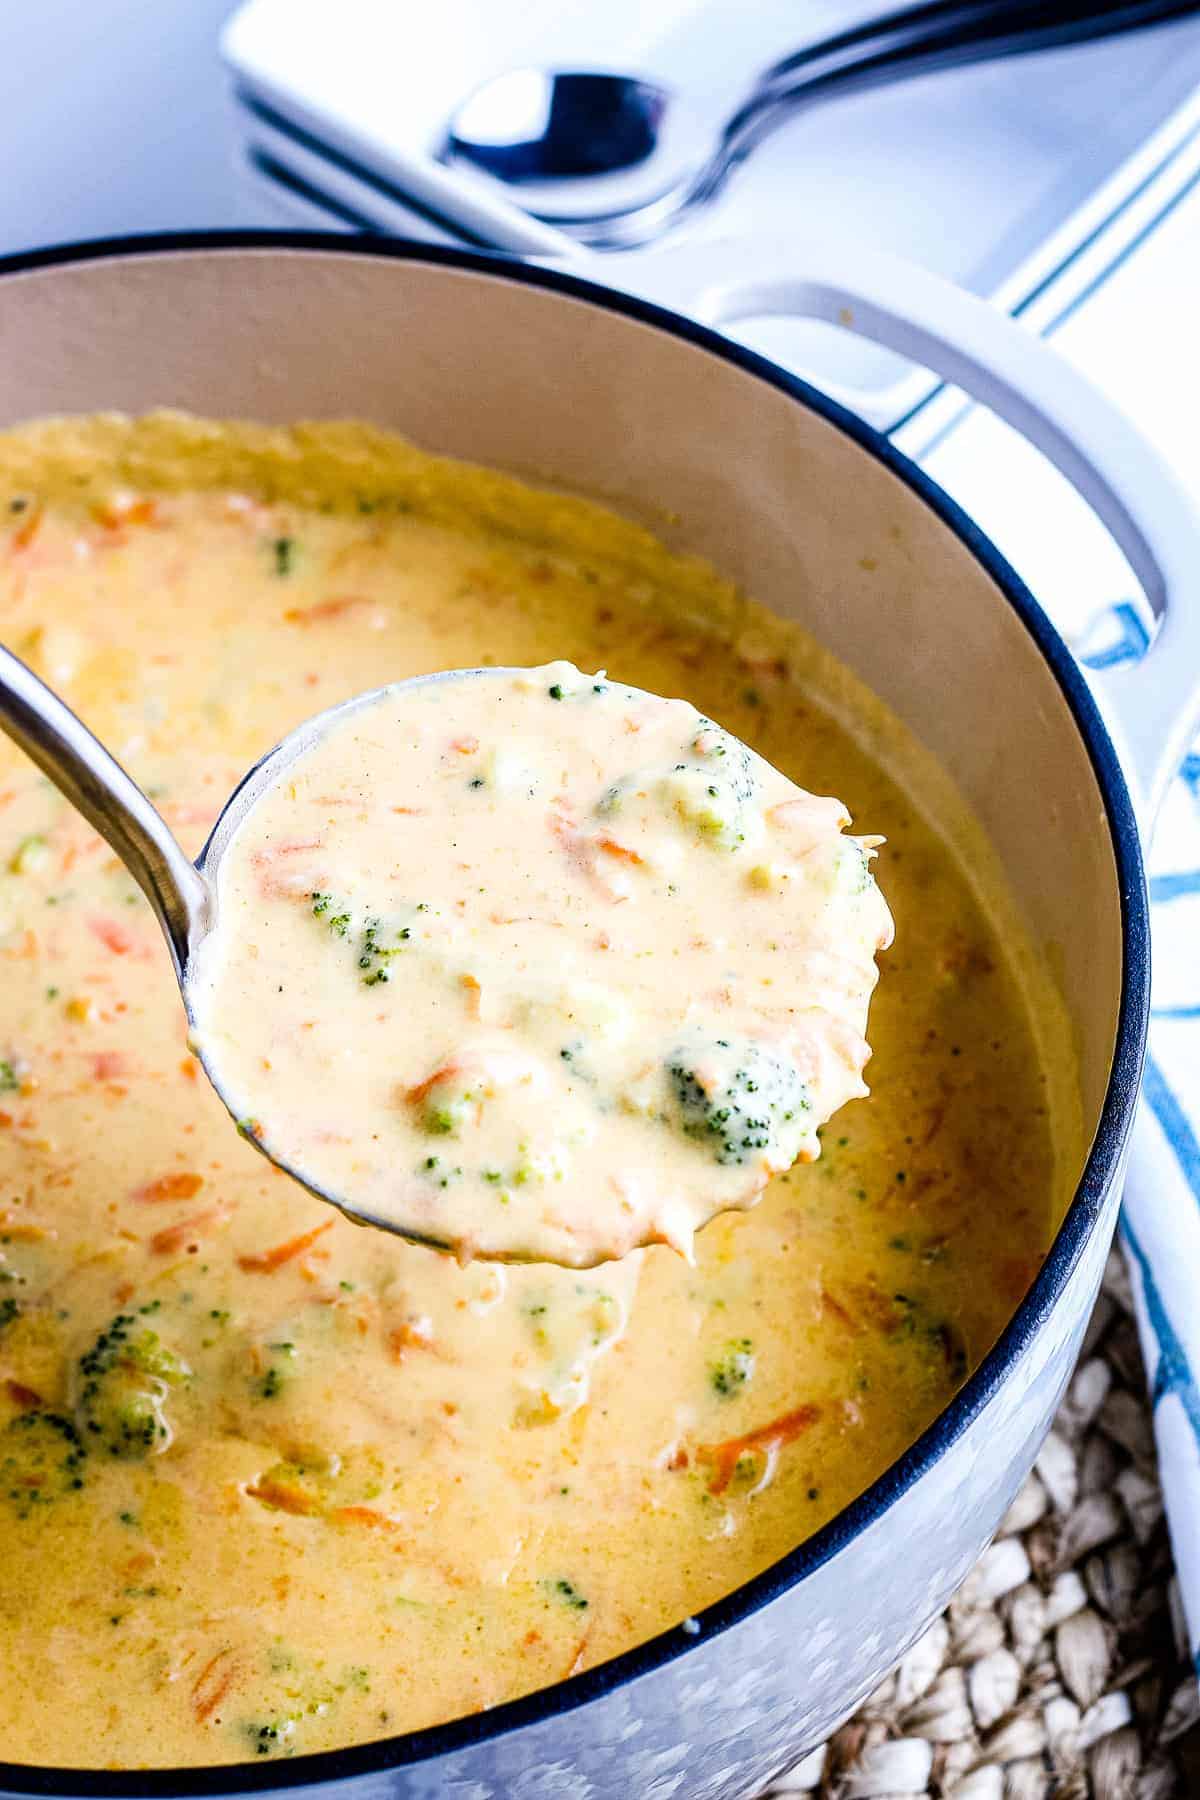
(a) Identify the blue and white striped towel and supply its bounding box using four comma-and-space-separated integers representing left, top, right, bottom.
1076, 604, 1200, 1650
1122, 722, 1200, 1676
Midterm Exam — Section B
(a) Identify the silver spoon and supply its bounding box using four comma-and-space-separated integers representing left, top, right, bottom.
0, 640, 498, 1253
3, 648, 804, 1268
443, 0, 1197, 249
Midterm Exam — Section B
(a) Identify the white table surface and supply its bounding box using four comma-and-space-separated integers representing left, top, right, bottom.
0, 0, 258, 253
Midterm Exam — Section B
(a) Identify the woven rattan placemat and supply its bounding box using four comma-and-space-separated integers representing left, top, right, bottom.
757, 1251, 1200, 1799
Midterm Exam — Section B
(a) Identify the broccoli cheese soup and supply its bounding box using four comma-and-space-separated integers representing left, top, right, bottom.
187, 659, 893, 1267
0, 414, 1079, 1770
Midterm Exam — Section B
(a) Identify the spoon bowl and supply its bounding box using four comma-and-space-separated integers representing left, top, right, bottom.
187, 664, 516, 1255
444, 71, 707, 226
0, 643, 891, 1269
441, 0, 1198, 247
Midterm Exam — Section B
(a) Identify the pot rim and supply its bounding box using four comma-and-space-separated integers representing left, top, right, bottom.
0, 230, 1151, 1796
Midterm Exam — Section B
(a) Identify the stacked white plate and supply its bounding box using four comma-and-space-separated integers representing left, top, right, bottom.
222, 0, 1200, 438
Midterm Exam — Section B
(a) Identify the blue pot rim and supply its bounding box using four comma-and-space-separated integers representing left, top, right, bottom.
0, 230, 1151, 1797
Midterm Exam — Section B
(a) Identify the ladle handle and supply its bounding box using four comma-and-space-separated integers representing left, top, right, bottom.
716, 0, 1198, 194
754, 0, 1195, 110
0, 642, 209, 974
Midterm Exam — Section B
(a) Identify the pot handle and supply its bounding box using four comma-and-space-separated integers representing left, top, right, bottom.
594, 240, 1200, 824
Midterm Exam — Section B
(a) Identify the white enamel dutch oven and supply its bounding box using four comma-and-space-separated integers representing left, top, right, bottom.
0, 232, 1196, 1800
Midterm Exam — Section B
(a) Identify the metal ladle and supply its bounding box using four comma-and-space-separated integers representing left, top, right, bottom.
443, 0, 1197, 249
0, 640, 502, 1253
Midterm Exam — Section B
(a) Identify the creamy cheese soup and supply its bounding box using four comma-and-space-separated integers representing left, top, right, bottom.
0, 415, 1079, 1770
188, 660, 893, 1265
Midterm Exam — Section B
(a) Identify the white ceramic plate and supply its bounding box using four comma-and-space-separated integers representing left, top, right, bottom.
222, 0, 1200, 424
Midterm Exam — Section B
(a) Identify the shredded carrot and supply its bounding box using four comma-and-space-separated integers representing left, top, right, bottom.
0, 1214, 52, 1242
404, 1062, 462, 1108
854, 1283, 910, 1335
237, 1219, 333, 1273
564, 1633, 591, 1680
10, 500, 44, 552
245, 1475, 322, 1516
741, 653, 787, 683
133, 1171, 204, 1204
459, 973, 481, 1017
91, 1050, 129, 1083
328, 1505, 403, 1533
88, 915, 137, 956
548, 812, 593, 880
91, 495, 158, 531
386, 1319, 438, 1362
595, 834, 645, 865
191, 1648, 238, 1723
918, 1102, 947, 1148
698, 1403, 821, 1496
5, 1380, 42, 1410
450, 736, 479, 755
548, 812, 628, 901
148, 1208, 229, 1256
819, 1288, 862, 1335
283, 595, 369, 625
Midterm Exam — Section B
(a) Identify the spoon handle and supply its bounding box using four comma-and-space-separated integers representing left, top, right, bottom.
0, 643, 209, 975
703, 0, 1197, 204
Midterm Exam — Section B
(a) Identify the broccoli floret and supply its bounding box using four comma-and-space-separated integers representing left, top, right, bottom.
418, 1090, 476, 1137
1, 1411, 87, 1514
311, 891, 353, 937
256, 1340, 298, 1402
665, 1038, 809, 1167
661, 765, 749, 848
247, 1718, 297, 1757
75, 1314, 189, 1459
836, 839, 876, 897
690, 720, 757, 803
544, 1577, 589, 1612
9, 834, 49, 876
599, 720, 760, 852
709, 1338, 755, 1398
310, 894, 415, 985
